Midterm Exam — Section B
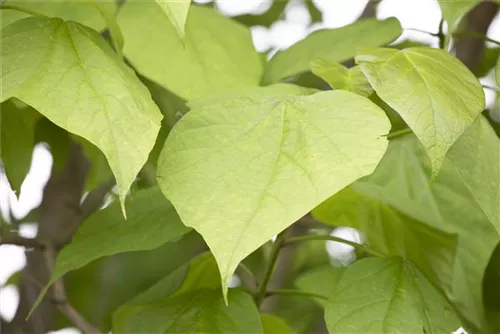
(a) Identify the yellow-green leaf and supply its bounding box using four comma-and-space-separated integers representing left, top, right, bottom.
155, 0, 191, 40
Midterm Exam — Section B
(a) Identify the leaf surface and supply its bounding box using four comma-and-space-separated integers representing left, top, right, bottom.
357, 47, 484, 177
1, 17, 162, 208
325, 257, 461, 333
261, 314, 294, 334
118, 2, 262, 100
113, 253, 262, 334
438, 0, 479, 31
262, 18, 402, 84
157, 89, 391, 297
154, 0, 191, 39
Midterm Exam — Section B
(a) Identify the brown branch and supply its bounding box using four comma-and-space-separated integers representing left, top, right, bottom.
0, 234, 45, 249
79, 178, 116, 222
454, 1, 499, 71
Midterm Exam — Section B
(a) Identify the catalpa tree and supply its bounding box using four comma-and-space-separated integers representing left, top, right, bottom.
0, 1, 499, 333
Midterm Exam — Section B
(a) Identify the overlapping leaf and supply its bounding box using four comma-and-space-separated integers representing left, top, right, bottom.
113, 253, 262, 334
157, 89, 391, 298
325, 257, 461, 333
1, 17, 162, 208
314, 116, 500, 330
118, 2, 262, 100
357, 47, 484, 177
262, 17, 402, 84
261, 314, 295, 334
154, 0, 191, 40
0, 99, 39, 192
438, 0, 479, 32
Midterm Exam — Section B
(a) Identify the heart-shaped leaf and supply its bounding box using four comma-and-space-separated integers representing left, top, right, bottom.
1, 17, 162, 209
157, 89, 391, 298
357, 47, 484, 177
154, 0, 191, 40
325, 257, 461, 333
118, 2, 262, 100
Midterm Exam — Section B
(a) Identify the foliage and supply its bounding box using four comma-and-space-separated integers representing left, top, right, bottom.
1, 1, 499, 333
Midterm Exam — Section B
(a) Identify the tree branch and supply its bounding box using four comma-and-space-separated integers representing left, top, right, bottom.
0, 234, 45, 249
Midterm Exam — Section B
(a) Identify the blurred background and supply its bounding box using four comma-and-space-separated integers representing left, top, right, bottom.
1, 1, 499, 333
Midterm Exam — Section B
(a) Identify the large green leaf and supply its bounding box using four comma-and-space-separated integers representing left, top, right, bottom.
438, 0, 479, 32
154, 0, 191, 40
310, 59, 373, 97
262, 17, 402, 84
51, 187, 190, 283
313, 187, 459, 293
0, 99, 39, 192
317, 117, 499, 331
261, 314, 295, 334
118, 2, 262, 100
447, 116, 500, 233
157, 89, 391, 297
357, 47, 484, 177
32, 187, 190, 314
325, 257, 461, 333
113, 253, 262, 334
0, 17, 162, 208
1, 0, 115, 31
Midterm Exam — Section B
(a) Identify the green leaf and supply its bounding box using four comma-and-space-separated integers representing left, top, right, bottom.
447, 116, 500, 233
313, 186, 459, 295
0, 99, 39, 192
32, 187, 190, 313
325, 257, 461, 333
322, 119, 499, 330
1, 17, 163, 209
295, 266, 345, 306
1, 0, 116, 31
118, 2, 262, 100
154, 0, 191, 40
357, 47, 485, 177
483, 242, 500, 332
262, 17, 402, 84
187, 83, 318, 110
113, 253, 262, 334
157, 89, 391, 298
438, 0, 479, 32
310, 59, 373, 97
261, 314, 295, 334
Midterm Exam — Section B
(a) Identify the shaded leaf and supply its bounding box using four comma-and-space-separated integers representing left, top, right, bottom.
1, 0, 115, 31
113, 253, 262, 334
310, 59, 373, 97
0, 99, 39, 192
1, 17, 163, 208
261, 314, 295, 334
118, 2, 262, 100
438, 0, 479, 32
357, 47, 484, 177
483, 241, 500, 332
497, 54, 500, 85
262, 17, 402, 84
155, 0, 191, 40
295, 266, 345, 306
325, 257, 461, 333
157, 89, 391, 298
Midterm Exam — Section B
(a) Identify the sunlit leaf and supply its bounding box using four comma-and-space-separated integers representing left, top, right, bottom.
325, 257, 461, 333
157, 89, 391, 298
357, 47, 484, 177
118, 2, 262, 100
154, 0, 191, 40
113, 253, 262, 334
0, 99, 39, 192
1, 0, 115, 31
1, 17, 163, 208
262, 18, 402, 84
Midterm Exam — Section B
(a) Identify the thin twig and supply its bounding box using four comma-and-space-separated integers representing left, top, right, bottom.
43, 245, 102, 334
256, 232, 285, 306
283, 234, 385, 258
453, 31, 500, 46
483, 84, 500, 93
266, 289, 328, 301
236, 263, 258, 294
0, 234, 45, 249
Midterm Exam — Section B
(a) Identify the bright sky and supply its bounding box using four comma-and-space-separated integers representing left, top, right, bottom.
1, 1, 499, 332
